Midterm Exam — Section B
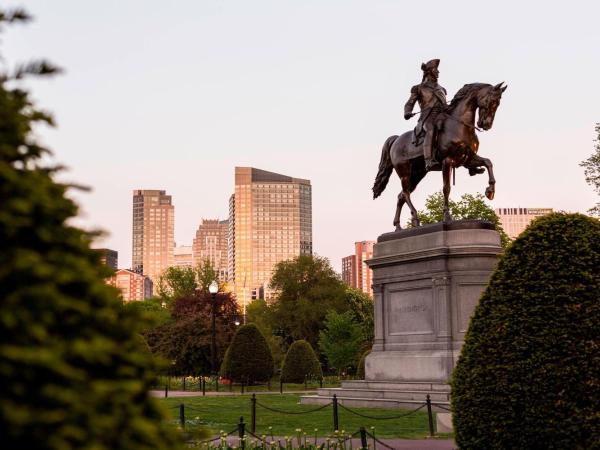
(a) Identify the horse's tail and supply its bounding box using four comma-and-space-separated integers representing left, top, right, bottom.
372, 135, 398, 199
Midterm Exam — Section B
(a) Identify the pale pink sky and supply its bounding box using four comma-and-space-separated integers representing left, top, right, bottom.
8, 0, 599, 271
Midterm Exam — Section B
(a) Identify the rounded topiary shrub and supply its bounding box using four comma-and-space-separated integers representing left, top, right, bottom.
280, 340, 322, 383
451, 213, 600, 450
356, 350, 371, 379
220, 324, 274, 383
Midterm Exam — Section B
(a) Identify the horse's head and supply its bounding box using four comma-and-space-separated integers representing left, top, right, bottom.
476, 82, 507, 130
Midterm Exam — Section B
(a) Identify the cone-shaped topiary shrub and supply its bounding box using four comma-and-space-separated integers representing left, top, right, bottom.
220, 324, 274, 383
0, 9, 179, 449
280, 340, 322, 383
356, 350, 371, 379
452, 213, 600, 449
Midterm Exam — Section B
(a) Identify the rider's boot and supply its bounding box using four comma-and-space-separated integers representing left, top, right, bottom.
423, 131, 435, 171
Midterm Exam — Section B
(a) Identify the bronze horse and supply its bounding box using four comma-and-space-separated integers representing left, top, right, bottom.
372, 82, 507, 230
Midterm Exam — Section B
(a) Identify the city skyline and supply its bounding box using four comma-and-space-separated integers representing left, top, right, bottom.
9, 1, 599, 273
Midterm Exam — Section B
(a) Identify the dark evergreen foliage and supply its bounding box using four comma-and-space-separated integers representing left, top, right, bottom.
451, 213, 600, 450
0, 9, 179, 449
280, 340, 323, 383
220, 324, 274, 383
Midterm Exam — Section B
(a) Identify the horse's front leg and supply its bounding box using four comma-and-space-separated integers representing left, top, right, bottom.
442, 160, 452, 222
466, 154, 496, 200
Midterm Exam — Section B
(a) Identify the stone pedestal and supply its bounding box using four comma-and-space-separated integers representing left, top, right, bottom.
365, 220, 501, 383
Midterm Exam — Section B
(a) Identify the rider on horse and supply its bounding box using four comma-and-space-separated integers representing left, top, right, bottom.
404, 59, 447, 172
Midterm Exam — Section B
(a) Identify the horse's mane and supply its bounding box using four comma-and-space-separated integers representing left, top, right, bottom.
447, 83, 490, 113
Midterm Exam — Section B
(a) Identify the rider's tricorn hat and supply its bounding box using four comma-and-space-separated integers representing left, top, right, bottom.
421, 59, 440, 73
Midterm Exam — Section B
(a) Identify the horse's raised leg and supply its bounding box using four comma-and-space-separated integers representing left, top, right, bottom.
442, 160, 453, 222
466, 154, 496, 200
401, 176, 420, 227
393, 192, 406, 231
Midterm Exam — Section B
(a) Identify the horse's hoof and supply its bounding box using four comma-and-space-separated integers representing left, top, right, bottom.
444, 214, 453, 223
411, 219, 421, 228
395, 225, 402, 232
485, 187, 495, 200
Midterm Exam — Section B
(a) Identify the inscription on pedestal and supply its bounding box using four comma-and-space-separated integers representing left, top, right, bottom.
388, 288, 434, 335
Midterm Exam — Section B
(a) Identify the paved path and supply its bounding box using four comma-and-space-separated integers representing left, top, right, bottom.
151, 389, 317, 398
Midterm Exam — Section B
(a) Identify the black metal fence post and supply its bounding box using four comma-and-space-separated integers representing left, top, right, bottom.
202, 377, 206, 396
238, 416, 246, 449
332, 394, 339, 431
164, 384, 168, 398
426, 394, 435, 437
241, 380, 245, 394
279, 379, 283, 394
179, 403, 185, 429
250, 394, 257, 433
182, 377, 186, 391
360, 427, 368, 450
320, 377, 323, 388
215, 376, 219, 392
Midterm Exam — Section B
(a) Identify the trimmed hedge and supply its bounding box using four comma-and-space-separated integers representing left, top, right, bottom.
356, 350, 371, 379
220, 324, 274, 383
280, 340, 322, 383
451, 213, 600, 449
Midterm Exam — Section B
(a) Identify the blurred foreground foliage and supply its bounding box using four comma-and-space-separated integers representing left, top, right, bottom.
0, 8, 179, 450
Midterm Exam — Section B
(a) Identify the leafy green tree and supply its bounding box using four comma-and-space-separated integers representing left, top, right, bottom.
122, 297, 172, 331
269, 255, 348, 349
0, 8, 179, 449
318, 311, 365, 375
280, 340, 323, 383
220, 324, 274, 383
157, 266, 197, 302
345, 288, 374, 347
246, 299, 286, 368
195, 258, 219, 293
415, 191, 510, 247
452, 213, 600, 449
580, 123, 600, 216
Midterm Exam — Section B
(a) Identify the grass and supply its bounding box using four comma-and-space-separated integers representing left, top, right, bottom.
159, 394, 432, 439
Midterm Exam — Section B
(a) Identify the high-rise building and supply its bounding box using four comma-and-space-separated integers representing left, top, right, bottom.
132, 189, 175, 282
341, 241, 374, 296
95, 248, 118, 270
108, 269, 153, 302
229, 167, 312, 311
193, 219, 229, 280
174, 245, 194, 268
495, 207, 553, 239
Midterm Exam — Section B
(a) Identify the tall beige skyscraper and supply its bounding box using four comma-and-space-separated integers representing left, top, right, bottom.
132, 189, 175, 282
229, 167, 312, 311
193, 219, 229, 280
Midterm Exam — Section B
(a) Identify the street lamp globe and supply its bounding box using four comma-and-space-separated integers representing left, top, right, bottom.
208, 280, 219, 295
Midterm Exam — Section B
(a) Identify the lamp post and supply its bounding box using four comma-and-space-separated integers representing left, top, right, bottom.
208, 280, 219, 379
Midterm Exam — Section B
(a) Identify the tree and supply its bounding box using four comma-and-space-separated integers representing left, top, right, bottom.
318, 311, 365, 375
157, 266, 197, 302
246, 299, 286, 368
122, 297, 172, 331
195, 258, 219, 293
220, 324, 274, 383
344, 288, 374, 347
144, 291, 239, 376
269, 255, 348, 349
580, 123, 600, 216
451, 213, 600, 449
0, 8, 179, 449
415, 191, 510, 247
280, 340, 323, 383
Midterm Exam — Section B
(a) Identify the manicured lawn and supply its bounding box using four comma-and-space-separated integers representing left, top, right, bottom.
159, 394, 431, 438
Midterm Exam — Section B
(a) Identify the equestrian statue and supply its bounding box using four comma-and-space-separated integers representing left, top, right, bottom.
372, 59, 507, 230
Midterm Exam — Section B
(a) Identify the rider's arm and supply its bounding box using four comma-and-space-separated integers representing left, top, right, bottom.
404, 85, 418, 120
